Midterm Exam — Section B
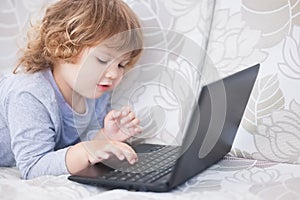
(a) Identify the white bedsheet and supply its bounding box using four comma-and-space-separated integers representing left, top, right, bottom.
1, 156, 300, 200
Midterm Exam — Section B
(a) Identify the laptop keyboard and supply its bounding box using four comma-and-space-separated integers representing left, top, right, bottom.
100, 145, 180, 183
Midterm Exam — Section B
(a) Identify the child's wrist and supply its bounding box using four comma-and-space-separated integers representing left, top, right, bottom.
66, 142, 90, 174
93, 128, 107, 140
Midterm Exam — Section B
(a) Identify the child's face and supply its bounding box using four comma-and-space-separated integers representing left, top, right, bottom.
57, 44, 131, 99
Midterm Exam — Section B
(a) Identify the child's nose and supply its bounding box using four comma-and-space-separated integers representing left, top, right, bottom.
105, 64, 119, 79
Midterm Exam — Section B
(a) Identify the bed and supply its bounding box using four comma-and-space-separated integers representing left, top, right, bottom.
1, 156, 300, 200
1, 0, 300, 199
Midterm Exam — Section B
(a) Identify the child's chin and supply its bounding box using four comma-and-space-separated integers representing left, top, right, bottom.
92, 91, 110, 99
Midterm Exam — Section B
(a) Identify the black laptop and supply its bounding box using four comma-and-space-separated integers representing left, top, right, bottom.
68, 64, 260, 192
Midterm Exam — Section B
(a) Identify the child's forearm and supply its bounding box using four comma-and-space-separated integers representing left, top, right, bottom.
65, 142, 90, 174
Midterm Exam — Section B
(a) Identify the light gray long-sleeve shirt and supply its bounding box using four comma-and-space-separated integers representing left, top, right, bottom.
0, 69, 110, 179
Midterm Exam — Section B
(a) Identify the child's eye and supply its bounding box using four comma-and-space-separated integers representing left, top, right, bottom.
97, 58, 108, 64
118, 60, 129, 69
118, 64, 125, 69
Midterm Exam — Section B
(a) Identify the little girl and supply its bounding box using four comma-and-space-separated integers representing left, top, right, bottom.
0, 0, 143, 179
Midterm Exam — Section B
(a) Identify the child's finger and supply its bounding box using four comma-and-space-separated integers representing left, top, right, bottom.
104, 145, 126, 161
112, 110, 121, 119
127, 112, 135, 120
124, 119, 141, 129
121, 111, 139, 125
118, 143, 138, 164
120, 114, 133, 125
121, 106, 131, 116
128, 126, 143, 135
130, 118, 140, 125
94, 150, 111, 162
106, 110, 121, 121
134, 126, 143, 133
109, 110, 121, 120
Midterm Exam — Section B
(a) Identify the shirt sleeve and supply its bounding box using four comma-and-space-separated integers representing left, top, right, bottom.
6, 91, 69, 179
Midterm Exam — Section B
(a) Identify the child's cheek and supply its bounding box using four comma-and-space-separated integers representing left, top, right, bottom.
114, 76, 124, 87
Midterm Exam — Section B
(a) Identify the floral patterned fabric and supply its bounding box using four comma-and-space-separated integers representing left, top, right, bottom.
211, 0, 300, 165
1, 156, 300, 200
1, 0, 300, 199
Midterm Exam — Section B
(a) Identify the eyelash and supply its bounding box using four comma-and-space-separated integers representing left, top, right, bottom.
97, 58, 108, 64
118, 64, 125, 69
97, 58, 126, 69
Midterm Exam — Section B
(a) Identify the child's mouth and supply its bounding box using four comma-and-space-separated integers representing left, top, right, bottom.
97, 83, 111, 91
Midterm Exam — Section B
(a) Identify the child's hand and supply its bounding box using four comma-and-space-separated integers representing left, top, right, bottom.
103, 106, 143, 141
66, 140, 138, 174
84, 140, 138, 165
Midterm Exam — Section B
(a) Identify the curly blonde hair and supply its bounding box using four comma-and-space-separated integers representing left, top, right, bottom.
15, 0, 143, 73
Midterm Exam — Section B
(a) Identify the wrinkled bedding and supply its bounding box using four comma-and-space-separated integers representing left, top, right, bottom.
1, 156, 300, 200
